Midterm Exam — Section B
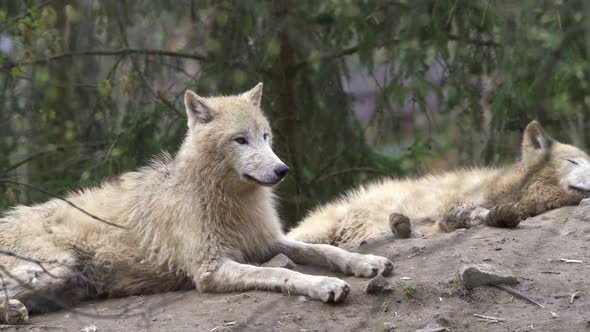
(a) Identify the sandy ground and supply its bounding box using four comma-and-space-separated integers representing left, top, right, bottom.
11, 201, 590, 332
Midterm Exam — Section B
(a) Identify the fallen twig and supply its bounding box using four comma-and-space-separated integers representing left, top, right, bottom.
493, 284, 559, 318
540, 271, 560, 274
408, 250, 424, 258
570, 291, 582, 304
559, 258, 583, 264
493, 284, 544, 308
211, 321, 237, 331
473, 314, 505, 322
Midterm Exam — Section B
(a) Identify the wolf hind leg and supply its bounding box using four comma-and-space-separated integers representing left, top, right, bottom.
0, 299, 28, 324
1, 252, 79, 317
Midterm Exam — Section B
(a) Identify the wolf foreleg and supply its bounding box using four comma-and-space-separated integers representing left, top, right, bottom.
270, 239, 393, 278
194, 259, 350, 303
439, 201, 522, 231
439, 202, 491, 232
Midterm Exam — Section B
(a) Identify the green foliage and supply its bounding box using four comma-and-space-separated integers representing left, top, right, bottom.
403, 285, 416, 300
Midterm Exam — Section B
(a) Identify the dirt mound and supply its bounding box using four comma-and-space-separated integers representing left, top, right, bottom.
25, 201, 590, 331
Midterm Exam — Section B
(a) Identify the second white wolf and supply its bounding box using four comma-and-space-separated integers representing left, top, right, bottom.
289, 121, 590, 245
0, 83, 392, 324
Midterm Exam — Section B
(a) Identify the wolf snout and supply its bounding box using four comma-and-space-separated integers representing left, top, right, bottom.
274, 165, 289, 179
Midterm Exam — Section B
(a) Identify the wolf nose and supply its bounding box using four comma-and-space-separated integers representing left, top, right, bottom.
274, 165, 289, 179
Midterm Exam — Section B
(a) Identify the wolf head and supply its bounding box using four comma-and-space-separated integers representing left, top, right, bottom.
521, 121, 590, 200
182, 83, 288, 187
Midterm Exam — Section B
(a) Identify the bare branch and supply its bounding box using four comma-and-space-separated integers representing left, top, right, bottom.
1, 150, 54, 175
0, 179, 127, 229
0, 250, 60, 279
131, 56, 186, 118
291, 42, 383, 71
447, 34, 500, 47
2, 48, 207, 70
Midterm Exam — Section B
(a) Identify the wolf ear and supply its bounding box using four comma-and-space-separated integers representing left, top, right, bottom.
522, 120, 553, 153
243, 82, 263, 108
184, 90, 214, 126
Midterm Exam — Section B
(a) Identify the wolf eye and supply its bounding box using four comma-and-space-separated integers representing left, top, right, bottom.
235, 137, 248, 145
566, 159, 579, 165
263, 134, 269, 140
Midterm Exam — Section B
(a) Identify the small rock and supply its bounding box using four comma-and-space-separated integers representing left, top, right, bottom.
365, 275, 394, 294
434, 313, 450, 326
575, 199, 590, 220
0, 327, 67, 332
460, 263, 518, 289
416, 323, 448, 332
297, 296, 307, 303
383, 322, 395, 331
80, 325, 97, 332
262, 254, 296, 269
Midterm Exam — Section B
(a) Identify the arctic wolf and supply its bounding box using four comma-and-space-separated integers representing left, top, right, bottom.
0, 83, 392, 324
288, 121, 590, 245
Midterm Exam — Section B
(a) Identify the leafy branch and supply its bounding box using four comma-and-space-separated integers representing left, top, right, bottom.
291, 33, 499, 71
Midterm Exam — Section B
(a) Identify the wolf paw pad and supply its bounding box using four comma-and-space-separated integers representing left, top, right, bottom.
350, 255, 393, 278
311, 277, 350, 303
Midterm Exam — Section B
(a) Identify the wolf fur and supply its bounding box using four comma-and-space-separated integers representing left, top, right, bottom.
0, 83, 392, 323
288, 121, 590, 245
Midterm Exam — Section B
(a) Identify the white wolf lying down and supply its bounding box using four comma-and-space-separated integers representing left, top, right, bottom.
289, 121, 590, 245
0, 83, 392, 324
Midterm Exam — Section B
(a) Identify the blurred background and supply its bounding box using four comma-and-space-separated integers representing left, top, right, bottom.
0, 0, 588, 228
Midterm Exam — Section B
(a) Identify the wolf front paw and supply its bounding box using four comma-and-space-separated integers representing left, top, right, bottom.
309, 277, 350, 303
0, 299, 28, 325
486, 204, 521, 228
349, 254, 393, 278
389, 213, 412, 239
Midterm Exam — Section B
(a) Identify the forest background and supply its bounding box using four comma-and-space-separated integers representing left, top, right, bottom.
1, 0, 588, 228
